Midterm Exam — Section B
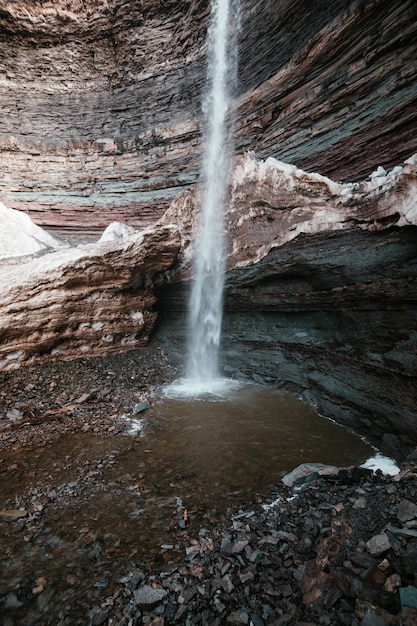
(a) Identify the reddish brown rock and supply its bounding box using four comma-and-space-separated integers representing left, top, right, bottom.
0, 1, 416, 235
0, 223, 180, 369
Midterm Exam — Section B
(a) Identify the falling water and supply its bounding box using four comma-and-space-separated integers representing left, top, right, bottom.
184, 0, 239, 391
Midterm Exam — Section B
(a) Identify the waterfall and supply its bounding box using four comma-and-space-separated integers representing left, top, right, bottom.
185, 0, 239, 389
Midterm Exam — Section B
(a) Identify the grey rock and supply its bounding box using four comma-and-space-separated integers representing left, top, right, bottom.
249, 614, 265, 626
366, 533, 391, 556
3, 593, 23, 609
360, 609, 389, 626
297, 535, 313, 554
133, 402, 150, 415
353, 496, 368, 509
403, 543, 417, 576
220, 536, 234, 556
281, 463, 337, 488
133, 585, 168, 607
89, 608, 110, 625
213, 595, 226, 614
400, 585, 417, 609
221, 574, 235, 593
232, 539, 249, 554
227, 609, 249, 624
6, 409, 23, 422
398, 499, 417, 523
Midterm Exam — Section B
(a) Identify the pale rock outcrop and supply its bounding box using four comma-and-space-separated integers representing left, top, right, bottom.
0, 220, 180, 370
226, 153, 417, 267
162, 152, 417, 280
0, 202, 68, 259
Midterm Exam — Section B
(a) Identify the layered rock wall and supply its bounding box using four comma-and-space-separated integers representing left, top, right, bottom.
1, 0, 416, 235
0, 222, 180, 369
156, 155, 417, 453
236, 0, 417, 181
0, 0, 208, 236
220, 227, 417, 453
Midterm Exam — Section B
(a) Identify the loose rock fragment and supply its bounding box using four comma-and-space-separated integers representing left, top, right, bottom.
366, 533, 391, 556
133, 585, 168, 607
398, 500, 417, 523
400, 586, 417, 609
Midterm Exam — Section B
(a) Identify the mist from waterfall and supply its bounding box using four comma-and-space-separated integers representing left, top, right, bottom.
184, 0, 240, 391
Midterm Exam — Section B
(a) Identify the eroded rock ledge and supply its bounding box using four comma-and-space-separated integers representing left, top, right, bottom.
0, 223, 180, 370
1, 153, 416, 448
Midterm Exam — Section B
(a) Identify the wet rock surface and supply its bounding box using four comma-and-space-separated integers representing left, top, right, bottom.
0, 347, 176, 451
0, 347, 416, 625
83, 463, 417, 626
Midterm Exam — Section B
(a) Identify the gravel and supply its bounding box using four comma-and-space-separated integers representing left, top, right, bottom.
0, 347, 416, 626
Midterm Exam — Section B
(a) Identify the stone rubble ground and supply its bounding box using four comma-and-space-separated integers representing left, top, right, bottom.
94, 464, 417, 626
0, 348, 416, 626
0, 347, 176, 453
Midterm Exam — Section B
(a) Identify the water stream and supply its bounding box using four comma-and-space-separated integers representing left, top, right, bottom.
186, 0, 239, 388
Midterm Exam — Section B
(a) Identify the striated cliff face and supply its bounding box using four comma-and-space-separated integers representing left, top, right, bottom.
1, 0, 417, 449
0, 220, 181, 368
236, 0, 417, 181
0, 0, 416, 235
0, 0, 208, 236
156, 154, 417, 453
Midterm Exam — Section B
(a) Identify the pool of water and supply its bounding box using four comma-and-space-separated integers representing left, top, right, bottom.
0, 383, 375, 623
144, 382, 373, 501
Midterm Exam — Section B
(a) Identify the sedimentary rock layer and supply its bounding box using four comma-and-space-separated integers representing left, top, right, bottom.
0, 128, 416, 447
221, 226, 417, 452
0, 0, 208, 235
0, 0, 416, 234
0, 223, 180, 370
156, 154, 417, 451
236, 0, 417, 181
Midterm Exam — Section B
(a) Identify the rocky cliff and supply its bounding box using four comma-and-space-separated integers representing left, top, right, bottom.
156, 154, 417, 453
1, 0, 417, 450
0, 220, 180, 369
0, 0, 416, 236
0, 151, 416, 450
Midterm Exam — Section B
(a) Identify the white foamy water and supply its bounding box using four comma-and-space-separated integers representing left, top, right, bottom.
186, 0, 240, 388
163, 377, 242, 400
361, 453, 400, 476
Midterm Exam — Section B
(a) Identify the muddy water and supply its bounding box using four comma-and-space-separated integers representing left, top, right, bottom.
0, 384, 373, 623
146, 383, 373, 499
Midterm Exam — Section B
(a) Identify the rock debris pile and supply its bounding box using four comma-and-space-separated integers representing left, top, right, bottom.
92, 464, 417, 626
0, 348, 177, 452
0, 349, 416, 625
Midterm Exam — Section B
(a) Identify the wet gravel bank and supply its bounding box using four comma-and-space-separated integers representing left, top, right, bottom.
0, 348, 416, 626
104, 464, 417, 626
0, 347, 178, 453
